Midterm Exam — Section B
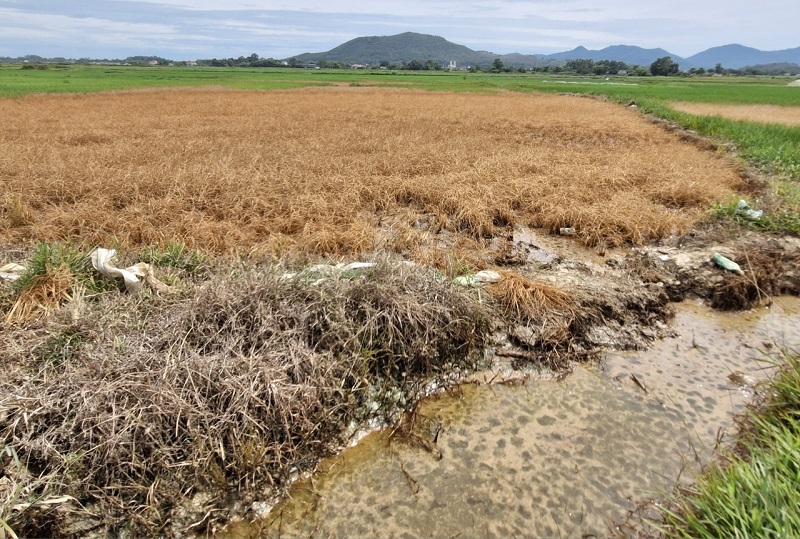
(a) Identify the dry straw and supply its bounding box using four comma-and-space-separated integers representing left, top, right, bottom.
487, 269, 575, 320
4, 263, 73, 323
0, 88, 744, 261
0, 259, 492, 536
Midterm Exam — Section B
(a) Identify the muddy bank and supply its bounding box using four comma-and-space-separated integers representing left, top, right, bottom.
483, 226, 800, 364
2, 226, 799, 538
223, 297, 800, 539
623, 231, 800, 309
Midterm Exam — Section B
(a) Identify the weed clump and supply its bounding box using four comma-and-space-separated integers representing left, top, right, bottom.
3, 243, 118, 323
0, 258, 492, 536
487, 270, 575, 320
711, 247, 800, 310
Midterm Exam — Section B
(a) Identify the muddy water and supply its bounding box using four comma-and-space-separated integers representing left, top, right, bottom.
224, 298, 800, 539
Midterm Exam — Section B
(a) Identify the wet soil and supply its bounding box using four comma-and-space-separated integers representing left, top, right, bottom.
216, 220, 800, 538
4, 224, 799, 538
222, 297, 800, 539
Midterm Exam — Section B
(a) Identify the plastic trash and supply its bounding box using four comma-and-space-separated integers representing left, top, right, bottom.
712, 253, 745, 276
91, 248, 172, 294
559, 227, 576, 236
0, 262, 25, 282
735, 199, 763, 220
474, 270, 502, 283
453, 270, 503, 287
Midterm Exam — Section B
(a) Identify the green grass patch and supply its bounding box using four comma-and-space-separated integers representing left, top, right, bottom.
0, 64, 326, 97
3, 64, 798, 103
138, 242, 205, 277
714, 198, 800, 236
661, 352, 800, 539
635, 99, 800, 178
12, 242, 119, 295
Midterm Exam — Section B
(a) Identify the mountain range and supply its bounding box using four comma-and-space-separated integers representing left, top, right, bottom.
292, 32, 800, 70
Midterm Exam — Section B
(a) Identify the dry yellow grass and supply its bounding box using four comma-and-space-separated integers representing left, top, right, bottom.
4, 263, 73, 323
487, 270, 575, 319
670, 101, 800, 126
0, 87, 744, 261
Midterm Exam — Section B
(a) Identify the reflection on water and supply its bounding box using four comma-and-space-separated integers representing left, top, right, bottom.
223, 298, 800, 539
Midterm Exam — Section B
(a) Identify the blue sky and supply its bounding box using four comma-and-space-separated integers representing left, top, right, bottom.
1, 0, 797, 60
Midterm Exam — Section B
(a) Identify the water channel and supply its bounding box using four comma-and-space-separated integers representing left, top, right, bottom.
223, 297, 800, 538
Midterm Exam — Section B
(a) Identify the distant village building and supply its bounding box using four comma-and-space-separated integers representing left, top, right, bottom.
448, 60, 456, 71
148, 60, 158, 65
186, 60, 197, 66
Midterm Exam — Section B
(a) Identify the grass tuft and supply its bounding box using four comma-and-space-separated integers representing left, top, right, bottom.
660, 351, 800, 539
3, 243, 120, 323
138, 242, 206, 277
487, 270, 575, 320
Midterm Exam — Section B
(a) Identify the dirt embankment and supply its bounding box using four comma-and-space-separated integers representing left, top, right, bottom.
3, 224, 800, 537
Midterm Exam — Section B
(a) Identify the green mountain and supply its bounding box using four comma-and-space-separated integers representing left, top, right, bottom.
686, 44, 800, 69
292, 32, 546, 67
545, 45, 685, 67
289, 32, 800, 70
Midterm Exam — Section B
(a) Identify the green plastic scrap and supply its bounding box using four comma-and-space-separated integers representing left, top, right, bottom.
712, 253, 745, 275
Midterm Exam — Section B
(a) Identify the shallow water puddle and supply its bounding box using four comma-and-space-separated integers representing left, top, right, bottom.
223, 298, 800, 539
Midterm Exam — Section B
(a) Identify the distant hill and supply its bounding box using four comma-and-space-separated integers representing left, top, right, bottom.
291, 33, 688, 69
292, 32, 553, 67
686, 44, 800, 69
543, 45, 685, 67
294, 32, 492, 66
289, 32, 800, 72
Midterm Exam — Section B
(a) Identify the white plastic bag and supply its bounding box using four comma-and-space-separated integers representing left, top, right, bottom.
90, 248, 172, 294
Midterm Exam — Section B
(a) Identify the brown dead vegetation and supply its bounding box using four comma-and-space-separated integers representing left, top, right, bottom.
487, 270, 575, 320
4, 263, 73, 323
670, 102, 800, 126
0, 87, 744, 262
0, 259, 492, 537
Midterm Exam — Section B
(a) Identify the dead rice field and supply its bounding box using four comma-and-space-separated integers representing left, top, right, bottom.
1, 87, 745, 265
670, 101, 800, 126
0, 86, 767, 537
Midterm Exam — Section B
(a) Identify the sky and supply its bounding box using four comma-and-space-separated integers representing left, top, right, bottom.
1, 0, 797, 60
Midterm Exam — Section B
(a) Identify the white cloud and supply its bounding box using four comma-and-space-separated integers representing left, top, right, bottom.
1, 0, 798, 59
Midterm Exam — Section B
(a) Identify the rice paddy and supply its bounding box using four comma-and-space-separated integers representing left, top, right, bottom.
0, 76, 796, 538
1, 87, 745, 262
670, 101, 800, 126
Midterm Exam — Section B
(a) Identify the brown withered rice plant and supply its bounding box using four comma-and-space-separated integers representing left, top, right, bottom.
0, 88, 745, 260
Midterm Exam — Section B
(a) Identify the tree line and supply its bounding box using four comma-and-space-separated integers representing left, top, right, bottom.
200, 54, 798, 76
481, 56, 681, 76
